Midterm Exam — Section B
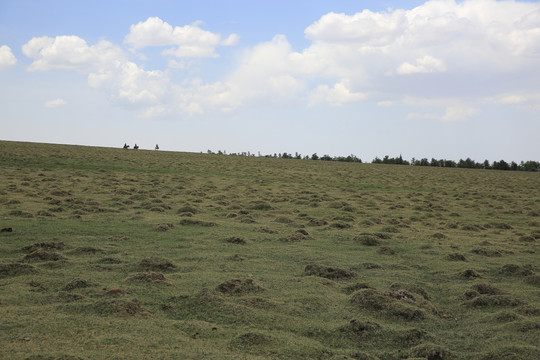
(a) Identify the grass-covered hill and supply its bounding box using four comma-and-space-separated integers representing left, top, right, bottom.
1, 140, 539, 359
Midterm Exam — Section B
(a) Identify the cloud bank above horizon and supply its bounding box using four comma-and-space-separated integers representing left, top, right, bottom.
7, 0, 538, 123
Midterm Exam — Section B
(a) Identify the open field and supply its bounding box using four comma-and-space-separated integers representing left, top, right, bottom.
1, 140, 539, 359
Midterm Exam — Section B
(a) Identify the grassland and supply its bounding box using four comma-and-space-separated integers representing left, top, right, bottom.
0, 140, 539, 360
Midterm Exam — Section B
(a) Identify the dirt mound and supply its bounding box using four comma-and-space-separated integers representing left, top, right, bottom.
139, 257, 176, 272
409, 343, 451, 360
362, 263, 382, 269
126, 272, 166, 283
329, 222, 351, 229
64, 278, 93, 291
216, 279, 264, 295
464, 295, 524, 307
68, 246, 104, 255
472, 283, 503, 295
104, 288, 126, 296
354, 234, 381, 246
307, 218, 328, 226
499, 264, 534, 276
227, 254, 245, 261
343, 283, 372, 294
193, 287, 225, 305
398, 328, 430, 346
377, 246, 395, 255
225, 236, 247, 245
460, 269, 481, 279
461, 224, 486, 231
432, 232, 447, 239
108, 236, 130, 242
249, 201, 273, 211
177, 204, 199, 215
471, 248, 502, 257
179, 219, 217, 227
279, 232, 307, 242
25, 354, 85, 360
9, 210, 34, 218
494, 311, 520, 322
305, 264, 357, 280
97, 257, 122, 264
339, 319, 382, 337
525, 275, 540, 286
155, 223, 174, 231
94, 299, 146, 316
0, 263, 36, 278
350, 288, 429, 321
446, 253, 467, 261
24, 249, 65, 262
22, 242, 65, 252
485, 222, 513, 230
389, 283, 431, 300
519, 235, 536, 242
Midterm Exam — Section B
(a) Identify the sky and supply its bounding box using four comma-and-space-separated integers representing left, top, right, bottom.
1, 0, 539, 162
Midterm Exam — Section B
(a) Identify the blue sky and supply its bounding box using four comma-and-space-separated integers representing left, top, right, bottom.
1, 0, 539, 162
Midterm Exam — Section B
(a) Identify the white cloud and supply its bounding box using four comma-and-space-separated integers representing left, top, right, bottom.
305, 10, 406, 46
406, 101, 478, 122
396, 55, 446, 74
44, 98, 67, 108
377, 100, 395, 107
309, 80, 365, 106
215, 35, 306, 109
486, 92, 540, 110
222, 34, 240, 46
124, 17, 238, 58
441, 104, 478, 122
19, 1, 540, 119
22, 36, 126, 73
88, 61, 170, 106
0, 45, 17, 70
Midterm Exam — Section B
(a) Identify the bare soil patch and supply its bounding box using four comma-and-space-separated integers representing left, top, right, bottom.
305, 264, 357, 280
64, 278, 94, 291
0, 263, 36, 278
225, 236, 247, 245
139, 257, 177, 272
216, 279, 264, 295
24, 249, 66, 262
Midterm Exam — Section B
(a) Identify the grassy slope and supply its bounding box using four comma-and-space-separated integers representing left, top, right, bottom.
0, 140, 539, 360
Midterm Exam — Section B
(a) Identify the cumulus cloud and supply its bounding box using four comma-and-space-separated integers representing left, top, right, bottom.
88, 61, 170, 106
487, 92, 540, 110
406, 101, 478, 122
124, 17, 238, 58
22, 36, 126, 72
19, 1, 540, 119
0, 45, 17, 70
309, 80, 365, 106
396, 55, 446, 74
44, 98, 67, 108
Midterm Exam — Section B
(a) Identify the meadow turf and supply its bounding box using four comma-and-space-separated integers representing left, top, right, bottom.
0, 140, 539, 359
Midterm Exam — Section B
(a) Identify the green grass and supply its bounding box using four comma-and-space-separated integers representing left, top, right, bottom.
1, 140, 539, 359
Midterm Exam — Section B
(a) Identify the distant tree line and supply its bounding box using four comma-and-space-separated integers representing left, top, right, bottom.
205, 149, 362, 163
372, 155, 540, 171
204, 149, 539, 171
